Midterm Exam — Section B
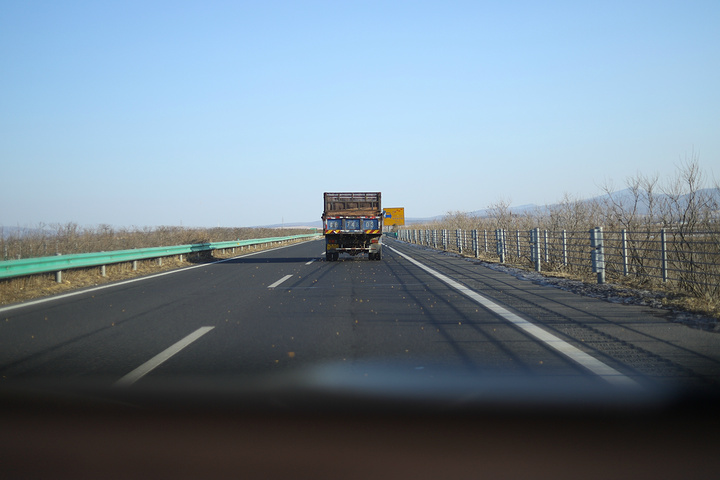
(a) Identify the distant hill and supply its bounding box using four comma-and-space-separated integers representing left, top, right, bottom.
261, 221, 323, 229
583, 187, 720, 216
403, 204, 541, 224
399, 188, 719, 225
0, 226, 53, 239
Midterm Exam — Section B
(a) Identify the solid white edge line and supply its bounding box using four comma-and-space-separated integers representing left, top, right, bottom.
115, 326, 215, 387
0, 241, 306, 314
268, 274, 293, 289
387, 245, 640, 388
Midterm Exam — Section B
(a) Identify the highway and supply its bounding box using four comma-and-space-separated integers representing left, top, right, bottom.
1, 236, 719, 390
3, 236, 720, 479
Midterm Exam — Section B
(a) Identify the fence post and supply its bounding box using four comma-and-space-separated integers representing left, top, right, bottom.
496, 229, 506, 263
504, 229, 508, 262
457, 229, 462, 254
531, 228, 541, 272
562, 230, 568, 266
544, 230, 549, 263
516, 230, 521, 259
590, 227, 605, 284
622, 229, 628, 276
661, 228, 668, 282
442, 230, 448, 251
473, 230, 479, 258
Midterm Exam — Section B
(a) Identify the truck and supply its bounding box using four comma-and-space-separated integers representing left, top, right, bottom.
322, 192, 383, 261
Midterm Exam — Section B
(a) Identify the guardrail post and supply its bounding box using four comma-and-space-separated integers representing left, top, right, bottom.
472, 230, 479, 258
442, 230, 448, 251
661, 228, 668, 282
590, 227, 605, 284
483, 230, 488, 253
101, 265, 106, 277
457, 229, 462, 254
55, 253, 62, 283
562, 230, 568, 266
516, 230, 521, 259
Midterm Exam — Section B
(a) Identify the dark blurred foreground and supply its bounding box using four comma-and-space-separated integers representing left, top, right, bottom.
2, 364, 718, 479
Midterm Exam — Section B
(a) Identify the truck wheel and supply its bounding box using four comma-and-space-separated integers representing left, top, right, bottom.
326, 252, 334, 261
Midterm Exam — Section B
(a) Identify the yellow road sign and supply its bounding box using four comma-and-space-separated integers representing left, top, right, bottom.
383, 207, 405, 226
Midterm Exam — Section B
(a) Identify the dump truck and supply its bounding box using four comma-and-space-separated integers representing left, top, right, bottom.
322, 192, 383, 261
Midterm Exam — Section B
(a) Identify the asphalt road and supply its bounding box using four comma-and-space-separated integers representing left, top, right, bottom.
1, 236, 719, 393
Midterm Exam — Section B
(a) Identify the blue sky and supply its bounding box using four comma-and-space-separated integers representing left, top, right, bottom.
2, 1, 718, 228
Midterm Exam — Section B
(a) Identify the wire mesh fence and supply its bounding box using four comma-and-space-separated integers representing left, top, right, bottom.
398, 226, 720, 298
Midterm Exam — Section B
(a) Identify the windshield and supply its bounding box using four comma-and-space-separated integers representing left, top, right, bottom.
1, 2, 719, 478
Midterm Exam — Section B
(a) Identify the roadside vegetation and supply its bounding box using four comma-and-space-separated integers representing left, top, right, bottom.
405, 158, 720, 319
0, 226, 315, 306
1, 225, 315, 260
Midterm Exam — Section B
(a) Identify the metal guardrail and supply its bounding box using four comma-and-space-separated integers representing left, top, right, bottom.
398, 228, 720, 297
0, 234, 318, 281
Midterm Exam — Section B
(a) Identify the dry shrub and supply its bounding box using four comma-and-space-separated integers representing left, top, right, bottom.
1, 225, 314, 261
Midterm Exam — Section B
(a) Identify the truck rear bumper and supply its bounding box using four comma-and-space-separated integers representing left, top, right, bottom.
325, 234, 382, 256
